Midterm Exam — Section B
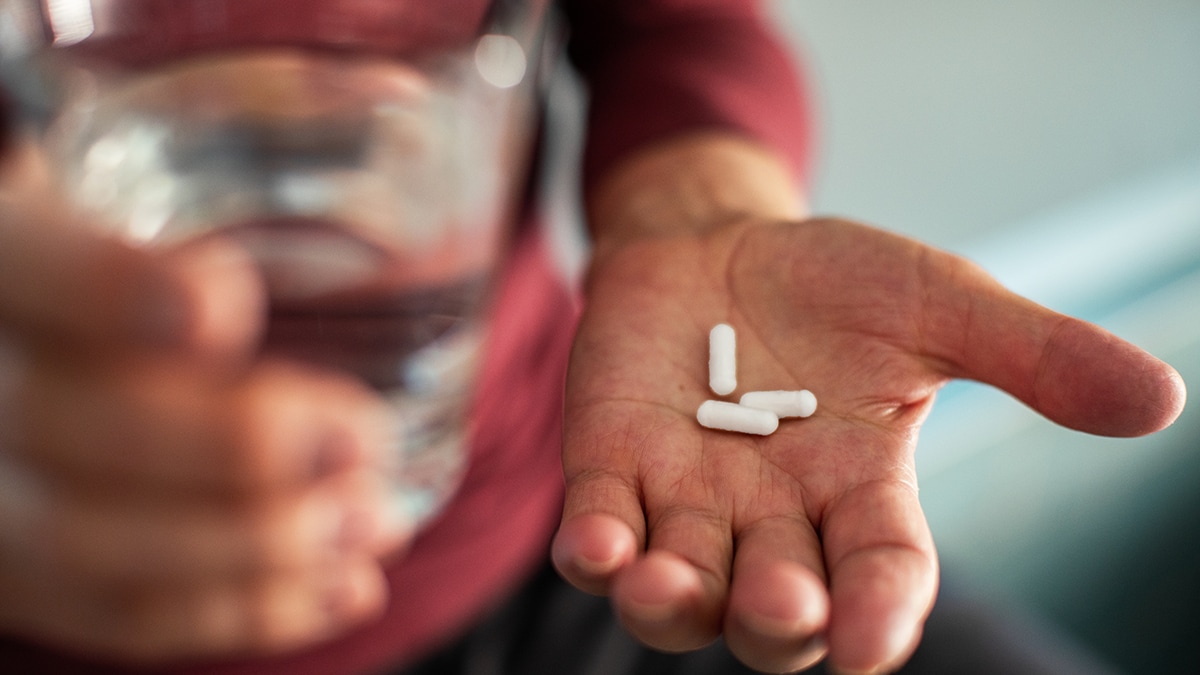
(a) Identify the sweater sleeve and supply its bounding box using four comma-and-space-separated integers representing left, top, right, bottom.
559, 0, 814, 191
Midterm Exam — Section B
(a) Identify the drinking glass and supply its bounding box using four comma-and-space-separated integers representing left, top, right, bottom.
0, 0, 547, 530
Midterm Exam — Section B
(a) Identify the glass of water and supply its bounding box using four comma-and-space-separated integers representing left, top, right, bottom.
0, 0, 547, 530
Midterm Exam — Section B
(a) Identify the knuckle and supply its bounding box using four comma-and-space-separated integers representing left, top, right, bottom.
222, 361, 333, 488
236, 499, 320, 572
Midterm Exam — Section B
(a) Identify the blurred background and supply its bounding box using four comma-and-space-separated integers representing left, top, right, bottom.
768, 1, 1200, 672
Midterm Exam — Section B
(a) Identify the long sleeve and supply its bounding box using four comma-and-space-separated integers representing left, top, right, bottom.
560, 0, 814, 191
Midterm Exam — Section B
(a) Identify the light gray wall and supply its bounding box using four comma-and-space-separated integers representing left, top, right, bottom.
768, 4, 1200, 671
770, 0, 1200, 247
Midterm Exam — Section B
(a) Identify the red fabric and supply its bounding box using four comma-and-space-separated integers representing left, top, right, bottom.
0, 1, 814, 673
0, 227, 577, 675
170, 226, 579, 675
56, 0, 492, 65
562, 0, 815, 189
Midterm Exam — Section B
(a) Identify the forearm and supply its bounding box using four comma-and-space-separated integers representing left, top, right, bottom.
560, 0, 813, 252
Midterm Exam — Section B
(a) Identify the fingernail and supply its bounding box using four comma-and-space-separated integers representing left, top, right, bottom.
796, 635, 829, 664
738, 611, 812, 641
551, 513, 636, 581
623, 597, 679, 625
573, 548, 622, 578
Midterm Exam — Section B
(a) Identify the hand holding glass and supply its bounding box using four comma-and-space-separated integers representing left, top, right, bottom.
0, 0, 541, 530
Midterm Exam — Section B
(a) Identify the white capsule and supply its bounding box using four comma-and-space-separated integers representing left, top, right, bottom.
739, 390, 818, 419
708, 323, 737, 396
696, 400, 779, 435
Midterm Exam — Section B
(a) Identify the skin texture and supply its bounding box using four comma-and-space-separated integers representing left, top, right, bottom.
552, 134, 1187, 674
0, 129, 1187, 670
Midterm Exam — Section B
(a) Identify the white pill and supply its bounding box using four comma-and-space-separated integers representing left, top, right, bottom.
696, 400, 778, 435
739, 390, 818, 418
708, 323, 737, 396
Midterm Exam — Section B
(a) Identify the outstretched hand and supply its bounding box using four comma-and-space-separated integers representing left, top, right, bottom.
552, 216, 1186, 673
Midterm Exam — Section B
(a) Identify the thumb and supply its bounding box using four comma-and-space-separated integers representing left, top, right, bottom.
926, 259, 1185, 437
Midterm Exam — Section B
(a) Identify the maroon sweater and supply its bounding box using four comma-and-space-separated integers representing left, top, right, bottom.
1, 2, 812, 673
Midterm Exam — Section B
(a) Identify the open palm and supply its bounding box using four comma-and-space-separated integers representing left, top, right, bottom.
552, 217, 1185, 673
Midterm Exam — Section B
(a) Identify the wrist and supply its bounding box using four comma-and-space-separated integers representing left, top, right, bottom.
585, 132, 807, 256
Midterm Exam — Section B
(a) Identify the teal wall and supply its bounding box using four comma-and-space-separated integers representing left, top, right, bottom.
771, 3, 1200, 672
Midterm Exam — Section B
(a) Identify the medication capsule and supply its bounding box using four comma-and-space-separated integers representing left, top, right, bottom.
696, 400, 779, 435
708, 323, 737, 396
739, 390, 818, 418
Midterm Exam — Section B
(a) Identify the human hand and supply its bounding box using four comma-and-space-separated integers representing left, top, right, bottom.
0, 189, 404, 663
552, 216, 1185, 673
